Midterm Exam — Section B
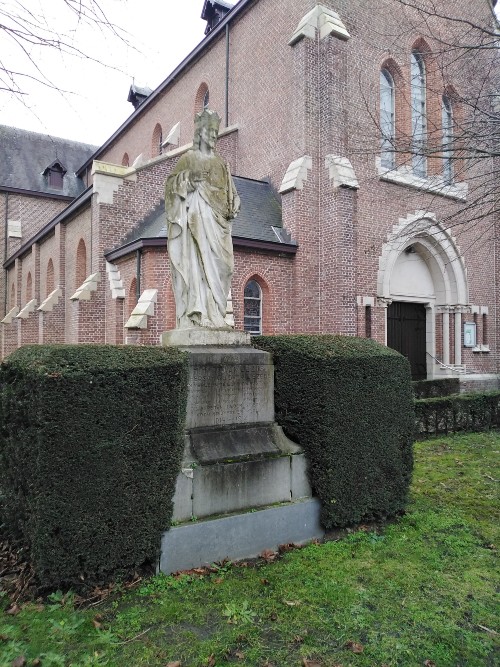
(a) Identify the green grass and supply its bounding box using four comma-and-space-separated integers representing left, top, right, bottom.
1, 432, 499, 667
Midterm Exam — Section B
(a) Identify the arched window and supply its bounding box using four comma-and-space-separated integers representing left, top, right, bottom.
26, 272, 32, 302
243, 280, 262, 335
152, 124, 163, 157
128, 277, 137, 316
46, 258, 55, 296
442, 95, 453, 184
380, 68, 395, 169
411, 51, 427, 177
76, 239, 87, 288
195, 82, 210, 114
122, 153, 130, 167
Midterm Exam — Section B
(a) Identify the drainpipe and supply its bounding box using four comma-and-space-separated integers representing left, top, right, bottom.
225, 23, 230, 127
136, 249, 141, 302
4, 192, 8, 314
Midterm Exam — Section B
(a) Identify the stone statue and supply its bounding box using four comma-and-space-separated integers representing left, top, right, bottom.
164, 110, 240, 330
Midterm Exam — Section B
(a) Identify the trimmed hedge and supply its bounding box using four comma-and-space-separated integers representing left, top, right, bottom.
415, 391, 500, 437
412, 377, 460, 399
252, 335, 415, 529
0, 344, 188, 589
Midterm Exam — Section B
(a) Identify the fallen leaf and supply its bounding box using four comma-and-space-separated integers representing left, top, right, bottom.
235, 651, 245, 660
11, 657, 27, 667
260, 578, 270, 586
31, 660, 42, 667
302, 659, 322, 667
283, 600, 301, 606
207, 656, 216, 667
423, 661, 436, 667
293, 635, 304, 644
213, 577, 224, 584
260, 549, 276, 561
166, 662, 181, 667
269, 612, 278, 621
6, 604, 21, 616
345, 640, 364, 654
92, 618, 103, 630
278, 543, 297, 553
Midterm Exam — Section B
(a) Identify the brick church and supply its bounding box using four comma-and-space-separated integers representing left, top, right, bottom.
0, 0, 498, 385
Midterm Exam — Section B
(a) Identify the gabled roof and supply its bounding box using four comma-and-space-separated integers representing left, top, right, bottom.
0, 125, 97, 198
105, 176, 296, 260
76, 0, 253, 177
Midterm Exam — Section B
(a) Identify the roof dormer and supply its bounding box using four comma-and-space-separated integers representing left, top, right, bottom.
42, 160, 66, 190
201, 0, 233, 35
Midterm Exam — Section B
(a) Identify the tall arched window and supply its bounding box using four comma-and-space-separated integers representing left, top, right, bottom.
152, 124, 163, 156
195, 82, 210, 114
442, 95, 453, 184
46, 259, 55, 296
26, 272, 33, 302
380, 68, 395, 168
243, 280, 262, 335
128, 277, 137, 316
411, 50, 427, 177
76, 239, 87, 288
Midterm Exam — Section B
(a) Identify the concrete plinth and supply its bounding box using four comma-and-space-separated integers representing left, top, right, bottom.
160, 499, 324, 574
158, 338, 317, 573
161, 327, 250, 347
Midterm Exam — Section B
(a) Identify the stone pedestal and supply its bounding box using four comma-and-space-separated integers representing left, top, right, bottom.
159, 331, 322, 573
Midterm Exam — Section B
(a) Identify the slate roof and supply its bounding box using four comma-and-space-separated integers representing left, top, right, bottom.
119, 176, 295, 250
0, 125, 97, 198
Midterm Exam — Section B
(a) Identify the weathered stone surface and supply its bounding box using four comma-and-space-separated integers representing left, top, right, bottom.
183, 347, 274, 429
192, 457, 291, 518
189, 424, 280, 464
160, 498, 324, 574
161, 328, 250, 347
291, 453, 312, 499
171, 469, 194, 523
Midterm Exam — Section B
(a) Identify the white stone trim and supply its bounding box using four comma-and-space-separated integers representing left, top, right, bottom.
325, 155, 359, 189
125, 289, 158, 329
289, 4, 350, 45
357, 296, 375, 307
2, 306, 19, 324
16, 299, 37, 319
92, 160, 137, 204
106, 261, 125, 299
70, 272, 100, 301
7, 219, 21, 238
38, 288, 62, 312
480, 305, 489, 315
162, 121, 180, 148
376, 158, 468, 202
279, 156, 312, 194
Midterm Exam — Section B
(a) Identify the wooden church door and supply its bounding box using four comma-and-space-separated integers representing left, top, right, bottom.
387, 301, 427, 380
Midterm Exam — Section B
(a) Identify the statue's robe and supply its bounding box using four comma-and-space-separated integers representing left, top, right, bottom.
165, 150, 240, 329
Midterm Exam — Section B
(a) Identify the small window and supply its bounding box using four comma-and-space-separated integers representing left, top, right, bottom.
195, 83, 210, 114
48, 163, 65, 189
380, 69, 395, 169
244, 280, 262, 335
122, 153, 130, 167
442, 95, 453, 184
152, 123, 163, 157
411, 51, 427, 177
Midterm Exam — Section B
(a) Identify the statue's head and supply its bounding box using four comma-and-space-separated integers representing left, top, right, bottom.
193, 109, 221, 150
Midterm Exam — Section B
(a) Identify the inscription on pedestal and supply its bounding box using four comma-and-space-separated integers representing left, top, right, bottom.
184, 348, 274, 429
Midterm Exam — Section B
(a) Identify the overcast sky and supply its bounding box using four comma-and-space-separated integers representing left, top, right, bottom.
1, 1, 498, 148
1, 0, 209, 146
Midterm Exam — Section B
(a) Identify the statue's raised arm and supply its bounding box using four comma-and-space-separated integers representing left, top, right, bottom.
165, 110, 240, 330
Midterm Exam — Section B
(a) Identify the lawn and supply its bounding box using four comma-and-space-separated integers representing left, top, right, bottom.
1, 432, 498, 667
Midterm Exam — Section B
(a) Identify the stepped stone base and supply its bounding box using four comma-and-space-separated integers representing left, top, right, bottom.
161, 327, 250, 347
160, 499, 324, 574
158, 338, 318, 574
